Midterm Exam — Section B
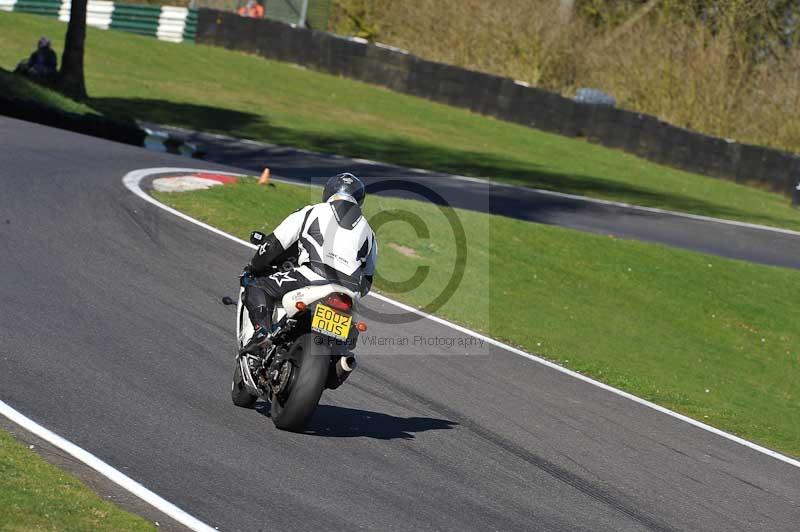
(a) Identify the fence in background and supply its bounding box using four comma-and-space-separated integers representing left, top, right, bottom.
194, 10, 800, 204
191, 0, 328, 28
263, 0, 306, 26
0, 0, 197, 42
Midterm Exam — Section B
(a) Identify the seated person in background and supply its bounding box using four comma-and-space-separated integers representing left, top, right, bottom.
238, 0, 264, 18
15, 37, 58, 81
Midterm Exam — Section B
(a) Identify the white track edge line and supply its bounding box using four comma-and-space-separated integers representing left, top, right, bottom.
142, 124, 800, 238
124, 167, 800, 470
0, 399, 217, 532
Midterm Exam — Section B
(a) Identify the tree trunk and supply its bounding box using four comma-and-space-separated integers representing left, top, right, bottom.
559, 0, 575, 21
58, 0, 88, 100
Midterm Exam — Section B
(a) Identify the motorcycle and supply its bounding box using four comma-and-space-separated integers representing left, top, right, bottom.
227, 231, 367, 432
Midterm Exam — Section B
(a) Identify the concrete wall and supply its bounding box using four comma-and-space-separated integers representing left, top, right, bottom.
195, 9, 800, 205
3, 0, 197, 42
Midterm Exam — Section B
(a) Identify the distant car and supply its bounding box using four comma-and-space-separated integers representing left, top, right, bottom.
574, 88, 616, 106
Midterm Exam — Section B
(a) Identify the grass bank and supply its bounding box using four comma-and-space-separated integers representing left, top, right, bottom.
0, 429, 155, 530
3, 12, 800, 232
154, 179, 800, 458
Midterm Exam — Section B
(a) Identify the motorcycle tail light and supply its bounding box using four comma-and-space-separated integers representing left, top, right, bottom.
325, 293, 353, 312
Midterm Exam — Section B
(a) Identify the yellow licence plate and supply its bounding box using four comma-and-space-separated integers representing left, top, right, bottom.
311, 304, 352, 340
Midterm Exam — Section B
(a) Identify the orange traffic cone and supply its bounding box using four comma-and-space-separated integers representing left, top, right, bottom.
258, 168, 270, 185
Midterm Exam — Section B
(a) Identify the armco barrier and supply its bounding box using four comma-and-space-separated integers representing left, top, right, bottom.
2, 0, 196, 43
60, 0, 113, 29
195, 9, 800, 202
108, 4, 163, 37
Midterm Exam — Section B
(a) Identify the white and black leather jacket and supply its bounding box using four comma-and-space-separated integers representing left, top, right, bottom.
250, 199, 378, 295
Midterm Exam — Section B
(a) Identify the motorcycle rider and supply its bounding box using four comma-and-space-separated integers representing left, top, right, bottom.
240, 173, 377, 353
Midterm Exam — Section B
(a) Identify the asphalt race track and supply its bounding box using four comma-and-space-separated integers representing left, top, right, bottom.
148, 123, 800, 271
2, 117, 800, 531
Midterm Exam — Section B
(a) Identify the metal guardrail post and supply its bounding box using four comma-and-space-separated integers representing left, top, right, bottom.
298, 0, 308, 27
793, 179, 800, 207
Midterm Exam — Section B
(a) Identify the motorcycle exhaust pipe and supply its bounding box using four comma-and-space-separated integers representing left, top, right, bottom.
334, 355, 357, 387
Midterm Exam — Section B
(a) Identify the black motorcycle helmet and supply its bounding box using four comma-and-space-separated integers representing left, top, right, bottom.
322, 173, 366, 206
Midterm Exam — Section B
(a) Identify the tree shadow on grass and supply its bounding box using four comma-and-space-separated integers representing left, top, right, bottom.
91, 97, 261, 133
90, 97, 799, 229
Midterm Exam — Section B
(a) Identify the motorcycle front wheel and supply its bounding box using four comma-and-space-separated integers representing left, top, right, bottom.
270, 333, 329, 432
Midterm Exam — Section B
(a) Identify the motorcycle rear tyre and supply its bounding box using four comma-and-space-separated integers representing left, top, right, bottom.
271, 333, 328, 432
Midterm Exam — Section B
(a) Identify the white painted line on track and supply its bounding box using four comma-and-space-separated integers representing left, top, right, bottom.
351, 158, 380, 165
123, 167, 800, 470
0, 399, 217, 532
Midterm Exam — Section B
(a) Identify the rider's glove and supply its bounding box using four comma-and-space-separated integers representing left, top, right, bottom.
240, 264, 256, 286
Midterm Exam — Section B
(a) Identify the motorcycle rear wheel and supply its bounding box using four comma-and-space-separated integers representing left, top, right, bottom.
270, 333, 329, 432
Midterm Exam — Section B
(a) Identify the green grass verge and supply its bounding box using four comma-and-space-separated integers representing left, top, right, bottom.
154, 179, 800, 457
0, 429, 155, 531
3, 12, 800, 231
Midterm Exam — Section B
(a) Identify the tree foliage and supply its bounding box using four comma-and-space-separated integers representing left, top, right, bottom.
577, 0, 800, 61
329, 0, 380, 40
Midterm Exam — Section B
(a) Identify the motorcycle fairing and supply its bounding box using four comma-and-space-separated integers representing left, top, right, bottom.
281, 284, 359, 318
